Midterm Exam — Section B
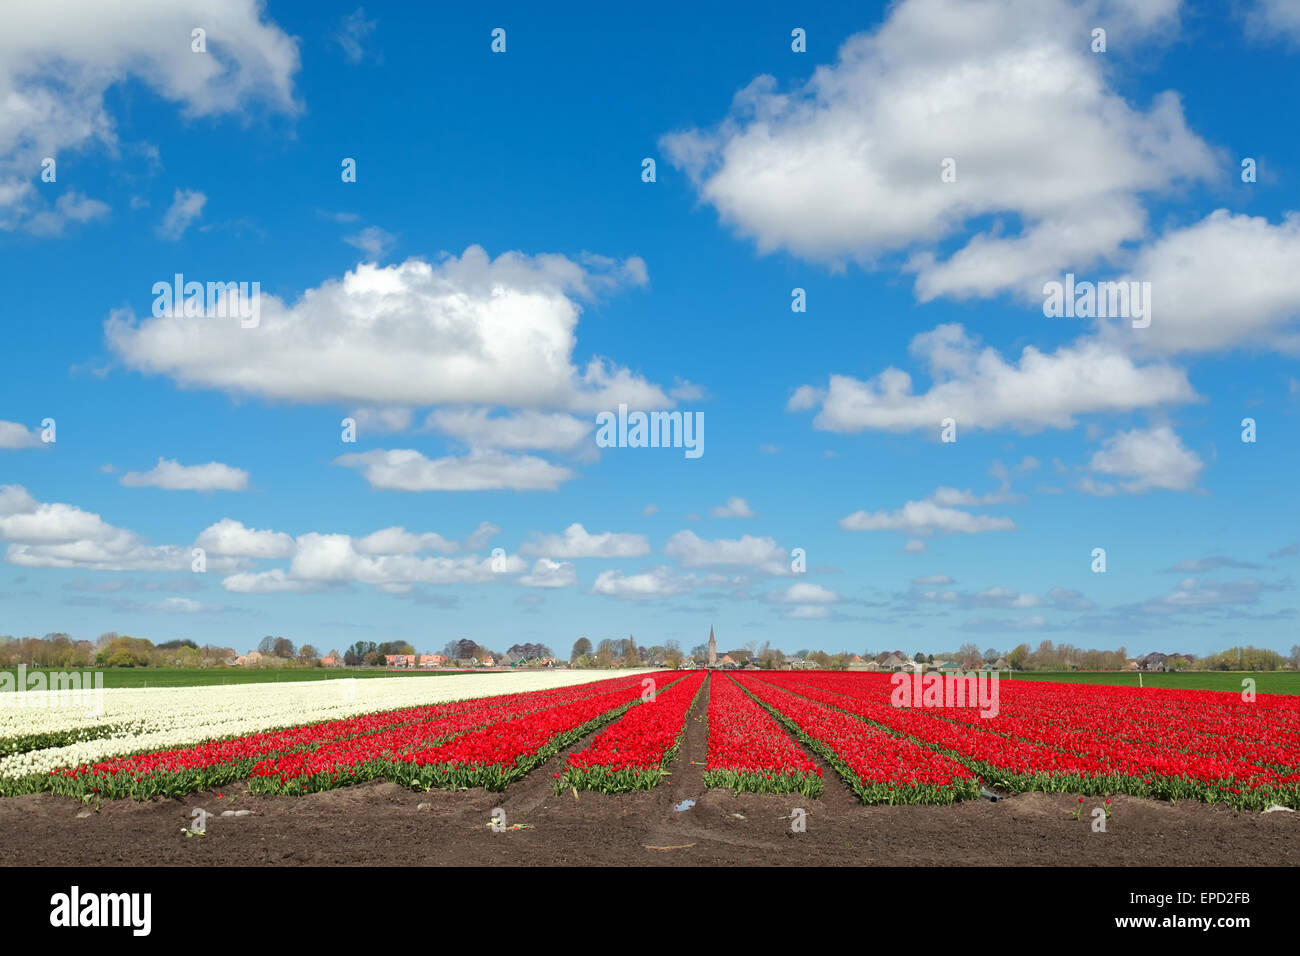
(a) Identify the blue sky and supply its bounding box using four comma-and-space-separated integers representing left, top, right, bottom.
1, 0, 1297, 657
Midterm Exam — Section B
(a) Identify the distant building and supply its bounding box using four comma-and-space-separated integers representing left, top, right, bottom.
384, 654, 416, 668
708, 626, 718, 668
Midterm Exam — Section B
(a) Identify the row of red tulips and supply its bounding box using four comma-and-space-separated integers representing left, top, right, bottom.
46, 673, 661, 800
704, 673, 823, 796
553, 671, 706, 793
733, 674, 979, 804
764, 672, 1300, 810
249, 675, 674, 794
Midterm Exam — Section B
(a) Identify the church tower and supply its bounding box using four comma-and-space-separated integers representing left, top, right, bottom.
708, 626, 717, 667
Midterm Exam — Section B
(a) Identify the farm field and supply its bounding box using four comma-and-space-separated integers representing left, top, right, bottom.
0, 666, 494, 689
2, 669, 1297, 865
998, 671, 1300, 694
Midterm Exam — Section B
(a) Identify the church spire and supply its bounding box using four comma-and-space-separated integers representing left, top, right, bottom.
708, 625, 717, 667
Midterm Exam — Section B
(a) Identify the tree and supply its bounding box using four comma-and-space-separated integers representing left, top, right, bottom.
914, 652, 926, 663
257, 636, 276, 655
272, 637, 295, 659
958, 643, 982, 669
570, 637, 592, 661
298, 644, 319, 663
1007, 643, 1030, 670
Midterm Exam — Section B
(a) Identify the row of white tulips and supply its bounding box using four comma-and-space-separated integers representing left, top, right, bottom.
0, 670, 648, 783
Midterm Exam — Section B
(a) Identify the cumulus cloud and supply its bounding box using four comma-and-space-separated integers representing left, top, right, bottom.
0, 0, 298, 234
0, 484, 231, 572
791, 324, 1197, 434
223, 532, 526, 593
194, 518, 294, 558
427, 407, 592, 453
591, 565, 695, 600
348, 406, 413, 434
840, 498, 1016, 535
765, 582, 840, 603
1099, 210, 1300, 356
354, 526, 458, 555
662, 0, 1214, 300
0, 420, 42, 449
708, 496, 755, 519
334, 447, 575, 492
520, 523, 650, 559
664, 530, 790, 574
107, 247, 665, 413
1078, 425, 1203, 494
519, 558, 578, 588
120, 457, 248, 492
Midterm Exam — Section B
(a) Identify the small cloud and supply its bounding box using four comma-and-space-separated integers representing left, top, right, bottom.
343, 225, 396, 260
642, 504, 658, 516
121, 457, 249, 492
336, 7, 379, 64
758, 443, 780, 454
903, 540, 927, 554
709, 496, 755, 519
156, 188, 206, 240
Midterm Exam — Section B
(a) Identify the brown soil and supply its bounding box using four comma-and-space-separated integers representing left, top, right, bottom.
3, 677, 1297, 866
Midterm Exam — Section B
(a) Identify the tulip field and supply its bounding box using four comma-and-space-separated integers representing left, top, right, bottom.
2, 669, 1298, 811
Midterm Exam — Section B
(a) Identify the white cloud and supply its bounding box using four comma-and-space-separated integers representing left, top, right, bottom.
156, 188, 206, 240
1245, 0, 1300, 44
792, 324, 1197, 433
349, 406, 413, 434
662, 0, 1214, 300
520, 522, 650, 558
120, 457, 248, 491
427, 407, 591, 453
343, 225, 395, 260
24, 191, 110, 236
195, 518, 294, 558
519, 558, 578, 588
1100, 210, 1300, 355
928, 486, 1017, 507
664, 529, 789, 574
107, 247, 666, 412
221, 568, 322, 594
709, 496, 755, 519
903, 539, 928, 553
766, 582, 840, 603
334, 448, 575, 492
336, 7, 378, 63
840, 499, 1016, 535
354, 526, 458, 555
0, 484, 230, 572
0, 420, 42, 449
591, 565, 694, 600
0, 0, 299, 233
1078, 425, 1203, 494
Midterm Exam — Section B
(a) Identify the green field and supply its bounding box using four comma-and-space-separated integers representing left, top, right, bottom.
0, 667, 492, 689
998, 670, 1300, 694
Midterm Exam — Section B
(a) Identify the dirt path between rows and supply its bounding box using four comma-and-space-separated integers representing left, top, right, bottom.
3, 673, 1298, 866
